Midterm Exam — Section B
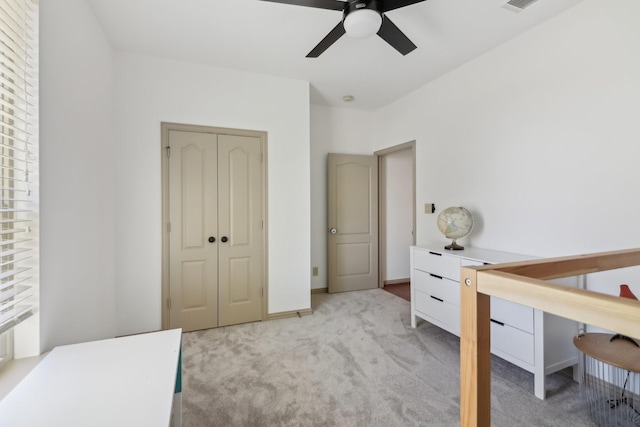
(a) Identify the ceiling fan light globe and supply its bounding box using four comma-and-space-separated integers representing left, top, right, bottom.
343, 9, 382, 38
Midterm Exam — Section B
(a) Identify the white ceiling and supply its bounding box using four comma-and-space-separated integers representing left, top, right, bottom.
87, 0, 585, 111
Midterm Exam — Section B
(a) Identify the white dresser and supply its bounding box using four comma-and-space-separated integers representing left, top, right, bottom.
410, 243, 578, 399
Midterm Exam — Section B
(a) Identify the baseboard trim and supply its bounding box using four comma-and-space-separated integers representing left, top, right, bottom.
384, 278, 410, 286
268, 308, 313, 321
311, 287, 328, 295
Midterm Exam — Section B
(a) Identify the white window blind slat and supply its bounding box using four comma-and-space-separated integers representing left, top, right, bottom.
0, 150, 29, 164
0, 218, 28, 224
0, 238, 30, 247
0, 205, 31, 211
0, 247, 29, 258
0, 275, 28, 292
0, 304, 32, 335
0, 98, 29, 118
0, 266, 29, 281
0, 141, 28, 153
0, 199, 30, 206
0, 227, 27, 235
0, 71, 29, 96
0, 165, 29, 175
0, 305, 31, 326
0, 179, 30, 188
0, 59, 30, 85
0, 130, 29, 145
0, 297, 31, 317
0, 255, 30, 268
0, 283, 28, 304
0, 114, 29, 130
0, 32, 28, 64
0, 0, 37, 340
0, 3, 28, 36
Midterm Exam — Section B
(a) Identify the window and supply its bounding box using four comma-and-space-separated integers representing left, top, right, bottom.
0, 0, 38, 369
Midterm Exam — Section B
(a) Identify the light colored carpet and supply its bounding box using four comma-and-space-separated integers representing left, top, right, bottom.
181, 289, 594, 426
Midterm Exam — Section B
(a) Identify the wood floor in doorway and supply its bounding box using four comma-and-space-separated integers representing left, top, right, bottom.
382, 282, 410, 302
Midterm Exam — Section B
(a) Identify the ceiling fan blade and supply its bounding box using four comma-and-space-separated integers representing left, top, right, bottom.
377, 16, 416, 55
306, 22, 346, 58
381, 0, 426, 13
259, 0, 345, 11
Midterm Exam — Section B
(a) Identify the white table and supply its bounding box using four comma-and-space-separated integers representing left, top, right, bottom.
0, 329, 182, 426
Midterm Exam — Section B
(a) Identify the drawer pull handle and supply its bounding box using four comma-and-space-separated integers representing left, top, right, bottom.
490, 319, 504, 327
428, 251, 442, 256
430, 295, 444, 302
429, 273, 443, 280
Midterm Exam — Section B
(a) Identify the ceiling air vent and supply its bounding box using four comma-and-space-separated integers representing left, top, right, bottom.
503, 0, 539, 13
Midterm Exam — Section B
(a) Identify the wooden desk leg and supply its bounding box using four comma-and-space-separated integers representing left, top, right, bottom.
460, 268, 491, 427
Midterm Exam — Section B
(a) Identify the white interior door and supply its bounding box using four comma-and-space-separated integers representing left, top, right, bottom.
327, 153, 378, 293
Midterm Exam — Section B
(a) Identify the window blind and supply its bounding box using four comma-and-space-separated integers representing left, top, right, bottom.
0, 0, 38, 336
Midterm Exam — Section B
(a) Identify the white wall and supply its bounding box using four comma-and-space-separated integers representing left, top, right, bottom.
115, 54, 311, 335
40, 0, 118, 352
309, 105, 374, 289
38, 0, 637, 348
372, 0, 640, 296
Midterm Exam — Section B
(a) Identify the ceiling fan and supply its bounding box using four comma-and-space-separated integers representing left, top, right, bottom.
260, 0, 426, 58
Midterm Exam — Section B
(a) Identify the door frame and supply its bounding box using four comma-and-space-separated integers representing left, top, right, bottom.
374, 141, 416, 289
160, 122, 269, 330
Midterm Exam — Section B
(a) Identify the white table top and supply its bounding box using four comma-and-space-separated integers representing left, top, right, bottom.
0, 329, 182, 427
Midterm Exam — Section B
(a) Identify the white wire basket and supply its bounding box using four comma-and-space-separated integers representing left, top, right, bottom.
574, 333, 640, 426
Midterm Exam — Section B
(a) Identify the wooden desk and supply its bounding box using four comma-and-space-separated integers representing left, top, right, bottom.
0, 329, 182, 426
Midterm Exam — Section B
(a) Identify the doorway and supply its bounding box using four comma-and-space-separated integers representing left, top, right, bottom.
161, 123, 268, 332
376, 142, 416, 291
325, 142, 415, 295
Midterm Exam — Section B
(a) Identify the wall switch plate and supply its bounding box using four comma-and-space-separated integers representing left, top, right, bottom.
424, 203, 435, 214
312, 266, 318, 276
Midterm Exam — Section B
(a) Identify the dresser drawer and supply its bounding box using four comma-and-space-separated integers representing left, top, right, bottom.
413, 269, 460, 306
414, 290, 460, 335
414, 249, 461, 280
491, 297, 534, 334
491, 320, 534, 367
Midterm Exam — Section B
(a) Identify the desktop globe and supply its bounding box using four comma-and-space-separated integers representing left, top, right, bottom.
437, 206, 473, 250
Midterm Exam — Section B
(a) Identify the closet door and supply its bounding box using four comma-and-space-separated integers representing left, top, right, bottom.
217, 134, 264, 326
166, 128, 264, 331
168, 130, 219, 331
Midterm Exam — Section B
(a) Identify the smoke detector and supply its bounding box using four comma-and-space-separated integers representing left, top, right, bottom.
503, 0, 539, 13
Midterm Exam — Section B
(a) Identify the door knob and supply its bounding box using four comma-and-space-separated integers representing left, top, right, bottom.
208, 236, 216, 243
329, 228, 337, 234
221, 236, 228, 243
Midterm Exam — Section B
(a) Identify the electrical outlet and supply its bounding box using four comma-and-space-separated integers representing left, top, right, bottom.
312, 266, 318, 276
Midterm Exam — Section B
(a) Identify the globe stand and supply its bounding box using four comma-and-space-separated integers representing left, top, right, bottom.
445, 239, 464, 251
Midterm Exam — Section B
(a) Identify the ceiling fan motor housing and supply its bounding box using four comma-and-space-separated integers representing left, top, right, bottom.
343, 0, 383, 38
